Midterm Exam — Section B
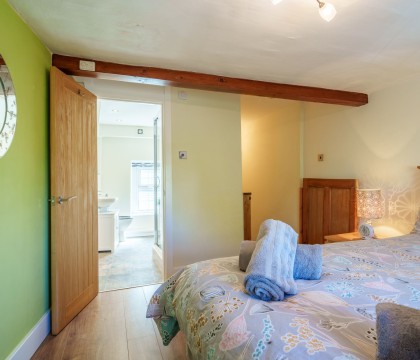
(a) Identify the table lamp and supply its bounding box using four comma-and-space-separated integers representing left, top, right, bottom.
356, 189, 383, 239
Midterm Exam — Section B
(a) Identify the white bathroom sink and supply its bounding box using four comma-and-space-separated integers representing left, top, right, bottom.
98, 197, 117, 211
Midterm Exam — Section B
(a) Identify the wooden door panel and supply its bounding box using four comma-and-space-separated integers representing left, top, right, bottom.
329, 188, 352, 234
301, 178, 357, 244
307, 187, 324, 245
50, 66, 98, 334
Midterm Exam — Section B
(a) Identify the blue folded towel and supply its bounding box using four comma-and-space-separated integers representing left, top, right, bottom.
244, 220, 298, 301
239, 241, 323, 280
293, 244, 323, 280
376, 303, 420, 360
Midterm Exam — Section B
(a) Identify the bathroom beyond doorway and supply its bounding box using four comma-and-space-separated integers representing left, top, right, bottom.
97, 98, 163, 291
99, 236, 163, 291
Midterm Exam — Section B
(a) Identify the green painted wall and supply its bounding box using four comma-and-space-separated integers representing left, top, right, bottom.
0, 1, 51, 358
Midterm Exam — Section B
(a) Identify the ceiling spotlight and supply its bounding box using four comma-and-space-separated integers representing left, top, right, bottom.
317, 0, 336, 22
271, 0, 337, 22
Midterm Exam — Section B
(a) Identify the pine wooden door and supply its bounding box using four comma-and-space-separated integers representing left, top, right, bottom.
301, 178, 357, 244
50, 66, 98, 334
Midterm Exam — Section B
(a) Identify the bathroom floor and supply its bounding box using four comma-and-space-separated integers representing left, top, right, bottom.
98, 236, 163, 292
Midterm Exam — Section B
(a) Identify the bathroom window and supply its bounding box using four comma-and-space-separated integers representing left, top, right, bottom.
131, 161, 154, 215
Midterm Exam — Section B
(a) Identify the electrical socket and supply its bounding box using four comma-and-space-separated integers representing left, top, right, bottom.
79, 60, 95, 71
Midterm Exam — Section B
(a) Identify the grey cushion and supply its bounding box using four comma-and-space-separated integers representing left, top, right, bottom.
239, 240, 256, 271
376, 303, 420, 360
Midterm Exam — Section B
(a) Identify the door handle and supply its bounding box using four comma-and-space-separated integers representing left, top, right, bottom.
58, 195, 77, 205
49, 195, 77, 205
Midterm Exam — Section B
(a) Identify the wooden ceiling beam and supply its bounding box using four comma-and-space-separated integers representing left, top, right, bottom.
52, 54, 368, 106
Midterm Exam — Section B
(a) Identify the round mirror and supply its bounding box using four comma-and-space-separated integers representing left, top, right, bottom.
0, 55, 17, 157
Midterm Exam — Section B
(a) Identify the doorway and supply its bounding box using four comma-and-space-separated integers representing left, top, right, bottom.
97, 98, 164, 291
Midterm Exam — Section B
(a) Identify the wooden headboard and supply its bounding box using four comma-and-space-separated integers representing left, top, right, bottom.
301, 178, 358, 244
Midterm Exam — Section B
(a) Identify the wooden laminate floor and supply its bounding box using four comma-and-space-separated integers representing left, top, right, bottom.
32, 284, 187, 360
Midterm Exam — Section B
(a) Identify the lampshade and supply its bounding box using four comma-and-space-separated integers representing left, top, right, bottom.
357, 189, 383, 219
318, 2, 337, 22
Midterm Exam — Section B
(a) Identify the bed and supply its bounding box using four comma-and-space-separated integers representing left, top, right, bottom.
146, 233, 420, 359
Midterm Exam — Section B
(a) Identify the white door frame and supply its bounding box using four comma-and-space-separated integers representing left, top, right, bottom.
162, 87, 173, 278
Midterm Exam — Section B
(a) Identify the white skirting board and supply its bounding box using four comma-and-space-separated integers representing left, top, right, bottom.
6, 310, 50, 360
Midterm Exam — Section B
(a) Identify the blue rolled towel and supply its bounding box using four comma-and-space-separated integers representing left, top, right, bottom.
376, 303, 420, 360
244, 274, 286, 302
239, 241, 322, 280
244, 220, 298, 302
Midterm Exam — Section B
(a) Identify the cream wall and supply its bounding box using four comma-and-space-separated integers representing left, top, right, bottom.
303, 75, 420, 234
241, 95, 302, 239
77, 79, 244, 274
171, 88, 243, 269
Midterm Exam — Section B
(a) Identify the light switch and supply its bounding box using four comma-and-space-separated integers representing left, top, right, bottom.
179, 151, 187, 159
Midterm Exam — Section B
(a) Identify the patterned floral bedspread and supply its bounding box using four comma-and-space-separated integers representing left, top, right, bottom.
146, 234, 420, 359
